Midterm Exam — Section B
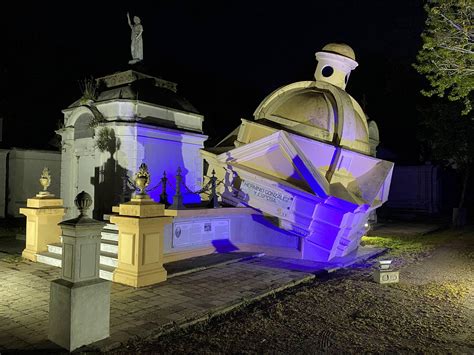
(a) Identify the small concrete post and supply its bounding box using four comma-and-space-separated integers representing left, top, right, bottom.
170, 166, 186, 209
20, 167, 65, 261
159, 170, 169, 206
48, 191, 110, 352
208, 169, 219, 208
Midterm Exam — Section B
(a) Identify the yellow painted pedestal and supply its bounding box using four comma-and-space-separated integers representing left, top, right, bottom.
20, 197, 65, 262
110, 198, 176, 287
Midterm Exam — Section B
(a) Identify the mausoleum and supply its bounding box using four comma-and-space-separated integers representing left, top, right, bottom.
202, 43, 393, 261
32, 43, 393, 284
56, 70, 207, 220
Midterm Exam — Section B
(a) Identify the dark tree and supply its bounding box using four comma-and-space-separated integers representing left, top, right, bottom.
417, 99, 473, 225
414, 0, 474, 114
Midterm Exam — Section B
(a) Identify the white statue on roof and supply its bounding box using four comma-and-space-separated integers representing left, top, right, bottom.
127, 12, 143, 64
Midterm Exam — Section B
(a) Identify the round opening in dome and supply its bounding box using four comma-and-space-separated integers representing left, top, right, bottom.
322, 66, 334, 78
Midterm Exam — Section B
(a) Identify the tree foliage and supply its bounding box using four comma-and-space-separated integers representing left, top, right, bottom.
419, 100, 473, 167
414, 0, 474, 114
418, 99, 473, 208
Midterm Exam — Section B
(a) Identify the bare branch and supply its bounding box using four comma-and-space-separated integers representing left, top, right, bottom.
439, 11, 465, 33
438, 45, 474, 55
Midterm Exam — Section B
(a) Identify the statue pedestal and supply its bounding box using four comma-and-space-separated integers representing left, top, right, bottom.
20, 197, 65, 262
110, 198, 174, 287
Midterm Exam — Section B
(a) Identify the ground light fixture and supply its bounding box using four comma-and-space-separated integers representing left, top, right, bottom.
374, 259, 399, 284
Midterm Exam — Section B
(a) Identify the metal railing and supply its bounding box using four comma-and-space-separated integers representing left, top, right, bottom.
125, 167, 224, 209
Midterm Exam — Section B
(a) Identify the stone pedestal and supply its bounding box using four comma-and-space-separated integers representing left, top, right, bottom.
48, 194, 110, 352
20, 197, 65, 262
110, 198, 174, 287
49, 278, 110, 351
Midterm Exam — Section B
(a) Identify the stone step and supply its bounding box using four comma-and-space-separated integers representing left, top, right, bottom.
101, 231, 118, 242
100, 251, 118, 268
36, 251, 116, 280
100, 239, 118, 254
45, 241, 119, 266
48, 243, 63, 255
47, 241, 118, 259
99, 264, 115, 281
36, 251, 62, 268
104, 223, 118, 231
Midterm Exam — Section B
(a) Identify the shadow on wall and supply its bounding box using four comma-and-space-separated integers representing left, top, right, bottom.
93, 128, 133, 220
141, 128, 201, 205
211, 239, 239, 253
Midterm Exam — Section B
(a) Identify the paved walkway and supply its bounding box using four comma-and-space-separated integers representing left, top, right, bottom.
0, 252, 317, 351
0, 235, 383, 352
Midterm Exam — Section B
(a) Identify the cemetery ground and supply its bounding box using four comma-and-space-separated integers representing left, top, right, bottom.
0, 220, 472, 353
122, 226, 474, 354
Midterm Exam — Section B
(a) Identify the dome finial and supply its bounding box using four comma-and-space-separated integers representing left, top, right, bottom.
322, 43, 356, 61
314, 43, 358, 90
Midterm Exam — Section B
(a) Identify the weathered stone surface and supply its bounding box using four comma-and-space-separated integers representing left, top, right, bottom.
118, 200, 165, 217
26, 198, 63, 209
48, 278, 111, 351
59, 220, 104, 283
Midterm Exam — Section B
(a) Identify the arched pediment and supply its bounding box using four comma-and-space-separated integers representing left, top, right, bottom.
74, 113, 94, 140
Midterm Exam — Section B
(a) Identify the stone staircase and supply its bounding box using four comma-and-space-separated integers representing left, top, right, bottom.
36, 223, 119, 281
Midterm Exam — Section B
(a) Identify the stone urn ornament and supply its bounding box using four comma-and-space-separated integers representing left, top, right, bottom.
133, 163, 151, 199
74, 190, 93, 217
37, 167, 54, 198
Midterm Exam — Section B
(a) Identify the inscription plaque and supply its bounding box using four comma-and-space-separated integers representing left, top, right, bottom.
239, 180, 294, 218
172, 219, 230, 248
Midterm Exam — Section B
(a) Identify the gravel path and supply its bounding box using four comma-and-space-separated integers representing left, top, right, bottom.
122, 228, 474, 354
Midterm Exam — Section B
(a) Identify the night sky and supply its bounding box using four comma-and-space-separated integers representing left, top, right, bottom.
2, 1, 426, 164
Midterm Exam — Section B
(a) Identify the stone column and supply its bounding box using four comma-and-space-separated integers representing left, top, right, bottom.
20, 168, 65, 261
48, 191, 110, 352
111, 197, 175, 287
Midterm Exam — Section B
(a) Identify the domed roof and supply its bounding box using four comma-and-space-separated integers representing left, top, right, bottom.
321, 43, 356, 60
254, 80, 370, 155
251, 43, 371, 154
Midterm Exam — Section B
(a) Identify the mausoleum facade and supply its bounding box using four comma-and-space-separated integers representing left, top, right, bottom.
57, 70, 207, 219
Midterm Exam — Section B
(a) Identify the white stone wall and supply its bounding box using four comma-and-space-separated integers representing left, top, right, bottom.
135, 124, 207, 204
58, 116, 207, 220
6, 148, 61, 217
